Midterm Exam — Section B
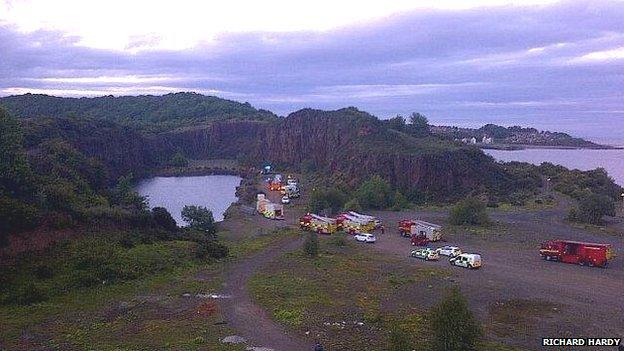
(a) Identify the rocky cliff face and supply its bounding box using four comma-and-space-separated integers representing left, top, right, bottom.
162, 107, 511, 199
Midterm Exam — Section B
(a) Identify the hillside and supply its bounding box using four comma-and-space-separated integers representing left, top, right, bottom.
0, 92, 278, 132
162, 107, 521, 200
431, 124, 610, 148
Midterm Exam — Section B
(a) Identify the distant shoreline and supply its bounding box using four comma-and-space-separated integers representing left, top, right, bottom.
479, 143, 624, 151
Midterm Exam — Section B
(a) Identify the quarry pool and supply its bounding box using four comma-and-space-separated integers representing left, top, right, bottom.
136, 175, 242, 225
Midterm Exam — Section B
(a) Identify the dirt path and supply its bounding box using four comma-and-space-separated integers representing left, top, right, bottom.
219, 236, 309, 351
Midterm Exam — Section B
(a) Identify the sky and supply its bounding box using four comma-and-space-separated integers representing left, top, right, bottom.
1, 0, 623, 143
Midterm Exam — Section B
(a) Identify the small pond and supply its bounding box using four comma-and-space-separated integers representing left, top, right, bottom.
135, 175, 242, 225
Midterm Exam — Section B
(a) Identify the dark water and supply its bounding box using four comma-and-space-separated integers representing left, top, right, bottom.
485, 149, 624, 186
135, 175, 242, 225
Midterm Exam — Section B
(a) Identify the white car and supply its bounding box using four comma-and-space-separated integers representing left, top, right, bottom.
436, 246, 462, 257
449, 253, 482, 269
281, 195, 290, 204
354, 233, 376, 243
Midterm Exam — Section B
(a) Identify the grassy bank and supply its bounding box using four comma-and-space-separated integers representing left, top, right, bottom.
0, 227, 294, 350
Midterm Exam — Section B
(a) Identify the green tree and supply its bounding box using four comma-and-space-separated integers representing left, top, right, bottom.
429, 288, 482, 351
308, 187, 347, 215
386, 115, 406, 131
303, 232, 319, 257
392, 190, 409, 210
152, 207, 178, 231
181, 205, 217, 237
408, 112, 429, 137
0, 197, 39, 245
112, 174, 148, 211
568, 193, 615, 224
355, 175, 393, 210
343, 197, 362, 212
449, 197, 489, 226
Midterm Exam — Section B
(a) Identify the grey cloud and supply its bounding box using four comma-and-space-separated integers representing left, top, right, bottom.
1, 0, 624, 142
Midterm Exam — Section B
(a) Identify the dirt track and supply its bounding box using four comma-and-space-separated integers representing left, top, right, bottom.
219, 236, 309, 351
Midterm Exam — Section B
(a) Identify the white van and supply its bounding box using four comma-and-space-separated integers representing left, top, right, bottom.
449, 254, 482, 269
354, 233, 376, 243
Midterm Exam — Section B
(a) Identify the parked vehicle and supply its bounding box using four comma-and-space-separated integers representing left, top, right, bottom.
256, 194, 284, 220
336, 213, 375, 233
449, 253, 482, 269
281, 183, 300, 198
355, 232, 377, 243
436, 246, 462, 257
281, 195, 290, 204
540, 240, 615, 267
299, 213, 337, 234
398, 219, 443, 241
348, 211, 381, 228
410, 248, 440, 261
411, 234, 429, 246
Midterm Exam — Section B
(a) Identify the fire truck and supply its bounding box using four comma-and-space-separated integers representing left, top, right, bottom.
398, 220, 442, 239
346, 211, 381, 229
335, 213, 375, 234
299, 213, 337, 234
539, 240, 615, 267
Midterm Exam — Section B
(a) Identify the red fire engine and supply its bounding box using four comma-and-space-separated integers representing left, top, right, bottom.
539, 240, 615, 268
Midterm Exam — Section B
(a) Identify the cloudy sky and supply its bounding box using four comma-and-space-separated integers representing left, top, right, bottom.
1, 0, 623, 142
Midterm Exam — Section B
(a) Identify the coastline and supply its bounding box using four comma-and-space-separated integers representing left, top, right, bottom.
479, 143, 623, 151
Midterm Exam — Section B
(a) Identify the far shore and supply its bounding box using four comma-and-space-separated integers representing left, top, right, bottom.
479, 143, 623, 151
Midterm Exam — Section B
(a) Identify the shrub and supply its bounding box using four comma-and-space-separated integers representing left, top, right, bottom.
449, 198, 489, 226
343, 198, 362, 212
355, 175, 394, 210
181, 205, 217, 237
152, 207, 178, 231
195, 240, 229, 260
34, 264, 54, 279
568, 193, 615, 224
391, 191, 409, 211
429, 288, 482, 351
308, 187, 347, 215
303, 232, 319, 257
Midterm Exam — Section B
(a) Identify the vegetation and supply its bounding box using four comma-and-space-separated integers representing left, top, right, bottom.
152, 207, 178, 231
354, 175, 394, 210
308, 187, 347, 215
449, 198, 490, 226
181, 205, 217, 236
170, 151, 189, 167
538, 163, 622, 201
1, 92, 277, 132
429, 288, 482, 351
303, 232, 320, 257
568, 193, 616, 224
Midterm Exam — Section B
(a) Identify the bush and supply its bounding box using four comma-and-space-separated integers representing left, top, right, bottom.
568, 193, 615, 224
429, 288, 482, 351
303, 232, 319, 257
355, 175, 394, 210
343, 198, 362, 212
391, 191, 409, 211
152, 207, 178, 231
308, 187, 347, 215
181, 205, 217, 237
449, 198, 489, 226
195, 240, 229, 260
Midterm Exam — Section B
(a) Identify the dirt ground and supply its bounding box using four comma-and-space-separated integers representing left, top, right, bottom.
221, 177, 623, 351
366, 200, 624, 350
